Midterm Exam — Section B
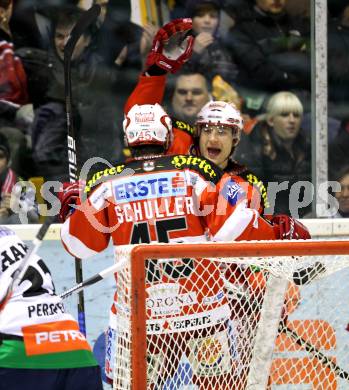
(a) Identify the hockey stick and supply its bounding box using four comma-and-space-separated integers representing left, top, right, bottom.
63, 4, 101, 336
280, 324, 349, 380
59, 258, 128, 299
225, 279, 349, 381
0, 216, 55, 312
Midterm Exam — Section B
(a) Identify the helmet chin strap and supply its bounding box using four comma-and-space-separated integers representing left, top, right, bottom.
133, 154, 165, 161
229, 146, 237, 160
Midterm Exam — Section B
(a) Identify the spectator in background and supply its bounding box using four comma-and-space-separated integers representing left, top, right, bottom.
8, 0, 56, 49
224, 0, 310, 96
328, 3, 349, 120
19, 6, 123, 183
94, 0, 132, 66
0, 133, 38, 224
90, 0, 157, 150
0, 0, 33, 178
169, 69, 210, 125
331, 167, 349, 218
329, 118, 349, 179
235, 91, 311, 217
183, 0, 239, 85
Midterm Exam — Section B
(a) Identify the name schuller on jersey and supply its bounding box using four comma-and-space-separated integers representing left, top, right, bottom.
87, 155, 223, 223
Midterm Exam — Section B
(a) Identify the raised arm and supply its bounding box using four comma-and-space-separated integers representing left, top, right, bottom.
124, 18, 194, 114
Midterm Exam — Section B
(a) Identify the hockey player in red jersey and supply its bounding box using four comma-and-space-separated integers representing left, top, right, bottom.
119, 18, 311, 388
124, 18, 269, 216
58, 18, 310, 389
59, 94, 287, 388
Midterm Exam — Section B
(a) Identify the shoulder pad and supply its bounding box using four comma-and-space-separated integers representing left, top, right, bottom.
84, 161, 127, 195
170, 155, 223, 183
84, 156, 186, 195
226, 160, 247, 176
240, 170, 270, 209
172, 118, 195, 136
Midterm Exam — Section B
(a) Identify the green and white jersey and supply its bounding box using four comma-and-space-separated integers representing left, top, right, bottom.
0, 227, 97, 369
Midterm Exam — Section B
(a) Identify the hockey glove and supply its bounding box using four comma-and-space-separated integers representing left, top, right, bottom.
272, 214, 311, 240
58, 181, 85, 222
145, 18, 194, 74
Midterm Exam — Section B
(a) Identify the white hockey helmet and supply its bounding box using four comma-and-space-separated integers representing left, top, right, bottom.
195, 101, 244, 142
123, 103, 173, 150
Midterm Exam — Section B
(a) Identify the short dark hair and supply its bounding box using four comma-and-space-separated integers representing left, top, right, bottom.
186, 0, 221, 18
173, 68, 210, 92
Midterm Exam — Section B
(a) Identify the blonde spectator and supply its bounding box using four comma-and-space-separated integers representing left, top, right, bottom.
235, 91, 311, 217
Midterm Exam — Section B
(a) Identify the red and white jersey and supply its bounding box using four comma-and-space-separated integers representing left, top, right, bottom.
124, 75, 269, 215
61, 155, 277, 333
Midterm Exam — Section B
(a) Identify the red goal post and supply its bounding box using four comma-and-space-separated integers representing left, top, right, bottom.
113, 240, 349, 390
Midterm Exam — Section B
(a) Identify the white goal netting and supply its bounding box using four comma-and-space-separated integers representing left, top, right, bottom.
111, 240, 349, 390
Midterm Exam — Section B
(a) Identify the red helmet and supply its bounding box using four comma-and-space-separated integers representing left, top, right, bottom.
196, 101, 243, 141
123, 104, 173, 150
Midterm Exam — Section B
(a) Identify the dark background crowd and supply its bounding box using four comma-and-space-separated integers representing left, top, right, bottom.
0, 0, 348, 222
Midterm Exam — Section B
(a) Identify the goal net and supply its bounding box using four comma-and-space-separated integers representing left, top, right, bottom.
110, 240, 349, 390
113, 240, 349, 390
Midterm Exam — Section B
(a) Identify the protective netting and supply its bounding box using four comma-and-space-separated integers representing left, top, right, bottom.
113, 242, 349, 390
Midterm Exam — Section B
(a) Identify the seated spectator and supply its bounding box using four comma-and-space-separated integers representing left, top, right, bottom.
224, 0, 310, 93
235, 91, 311, 217
331, 167, 349, 218
168, 69, 210, 125
184, 0, 239, 84
0, 133, 38, 224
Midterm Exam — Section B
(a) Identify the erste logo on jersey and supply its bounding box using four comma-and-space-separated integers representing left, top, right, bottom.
113, 172, 187, 203
221, 179, 245, 206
